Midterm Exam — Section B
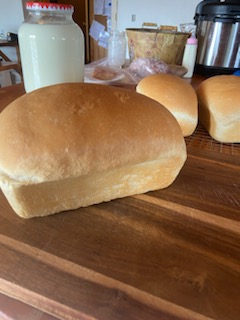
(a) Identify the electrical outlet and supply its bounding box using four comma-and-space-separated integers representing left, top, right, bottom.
131, 14, 136, 22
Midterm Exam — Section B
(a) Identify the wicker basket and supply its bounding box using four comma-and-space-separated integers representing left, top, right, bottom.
126, 26, 190, 65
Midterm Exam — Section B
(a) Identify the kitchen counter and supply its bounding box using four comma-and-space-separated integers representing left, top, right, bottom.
0, 77, 239, 320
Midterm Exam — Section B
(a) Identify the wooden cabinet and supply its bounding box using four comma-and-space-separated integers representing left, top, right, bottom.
68, 0, 108, 62
88, 0, 107, 61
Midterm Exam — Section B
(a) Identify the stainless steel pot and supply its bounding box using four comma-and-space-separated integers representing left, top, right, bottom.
194, 0, 240, 75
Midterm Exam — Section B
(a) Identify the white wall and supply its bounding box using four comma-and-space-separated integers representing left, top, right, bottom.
0, 0, 24, 62
116, 0, 200, 31
0, 0, 24, 35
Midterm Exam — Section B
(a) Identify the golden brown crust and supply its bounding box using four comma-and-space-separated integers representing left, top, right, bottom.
196, 75, 240, 143
136, 73, 198, 137
0, 83, 187, 217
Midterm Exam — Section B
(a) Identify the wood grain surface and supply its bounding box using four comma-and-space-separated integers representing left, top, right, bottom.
0, 80, 239, 320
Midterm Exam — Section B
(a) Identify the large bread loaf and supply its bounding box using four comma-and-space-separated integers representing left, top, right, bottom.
0, 83, 187, 218
196, 75, 240, 143
136, 73, 198, 137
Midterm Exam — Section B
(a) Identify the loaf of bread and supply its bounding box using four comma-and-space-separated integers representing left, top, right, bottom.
196, 75, 240, 143
136, 73, 198, 137
0, 83, 187, 218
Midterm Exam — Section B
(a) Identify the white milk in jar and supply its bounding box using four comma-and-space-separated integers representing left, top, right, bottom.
18, 2, 84, 93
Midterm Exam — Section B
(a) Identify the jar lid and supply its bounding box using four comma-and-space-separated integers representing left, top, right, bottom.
26, 2, 74, 13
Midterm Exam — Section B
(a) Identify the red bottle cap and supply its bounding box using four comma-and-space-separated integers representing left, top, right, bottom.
26, 2, 74, 13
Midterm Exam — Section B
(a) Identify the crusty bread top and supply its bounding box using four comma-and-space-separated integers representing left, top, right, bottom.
0, 83, 186, 184
196, 75, 240, 119
136, 73, 198, 137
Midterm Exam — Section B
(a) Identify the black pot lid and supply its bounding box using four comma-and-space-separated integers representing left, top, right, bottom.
195, 0, 240, 19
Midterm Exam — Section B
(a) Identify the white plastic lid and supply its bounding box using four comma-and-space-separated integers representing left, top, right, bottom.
26, 2, 74, 13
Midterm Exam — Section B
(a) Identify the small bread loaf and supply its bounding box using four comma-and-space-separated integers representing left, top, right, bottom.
136, 73, 198, 137
0, 83, 186, 218
196, 75, 240, 143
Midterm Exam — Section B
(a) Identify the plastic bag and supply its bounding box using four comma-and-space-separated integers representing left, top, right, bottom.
126, 58, 169, 81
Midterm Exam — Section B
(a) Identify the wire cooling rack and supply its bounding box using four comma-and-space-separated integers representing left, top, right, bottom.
185, 124, 240, 156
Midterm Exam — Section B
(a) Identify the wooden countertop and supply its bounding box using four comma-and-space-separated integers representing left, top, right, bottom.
0, 78, 239, 320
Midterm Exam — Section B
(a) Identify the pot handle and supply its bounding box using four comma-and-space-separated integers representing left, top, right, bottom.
142, 22, 158, 29
159, 25, 178, 31
142, 23, 178, 31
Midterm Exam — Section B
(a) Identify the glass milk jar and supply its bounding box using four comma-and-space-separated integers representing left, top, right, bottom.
107, 31, 126, 68
18, 2, 85, 93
